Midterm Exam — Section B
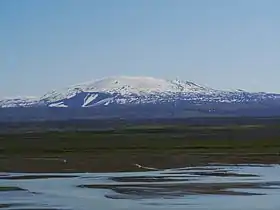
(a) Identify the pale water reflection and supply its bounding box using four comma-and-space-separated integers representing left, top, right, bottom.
1, 164, 280, 210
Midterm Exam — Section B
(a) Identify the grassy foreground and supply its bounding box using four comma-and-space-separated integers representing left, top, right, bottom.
1, 121, 280, 172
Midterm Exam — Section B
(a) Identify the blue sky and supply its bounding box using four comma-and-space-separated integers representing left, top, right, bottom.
1, 0, 280, 97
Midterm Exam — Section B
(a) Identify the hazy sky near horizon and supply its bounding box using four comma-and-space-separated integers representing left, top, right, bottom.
1, 0, 280, 98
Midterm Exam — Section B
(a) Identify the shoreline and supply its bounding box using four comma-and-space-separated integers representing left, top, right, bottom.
1, 153, 280, 173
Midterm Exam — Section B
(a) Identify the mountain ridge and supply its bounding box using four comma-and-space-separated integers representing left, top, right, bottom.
1, 76, 280, 115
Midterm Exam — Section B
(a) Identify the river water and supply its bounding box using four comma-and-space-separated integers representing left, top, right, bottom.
1, 164, 280, 210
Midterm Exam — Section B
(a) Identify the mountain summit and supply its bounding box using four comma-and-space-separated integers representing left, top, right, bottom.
44, 76, 208, 94
66, 76, 209, 93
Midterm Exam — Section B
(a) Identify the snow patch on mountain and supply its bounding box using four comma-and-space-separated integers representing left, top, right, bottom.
49, 101, 68, 108
0, 96, 39, 108
86, 97, 114, 107
82, 93, 99, 107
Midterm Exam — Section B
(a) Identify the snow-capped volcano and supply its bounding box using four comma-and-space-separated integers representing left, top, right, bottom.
38, 76, 219, 107
41, 76, 211, 102
1, 76, 280, 109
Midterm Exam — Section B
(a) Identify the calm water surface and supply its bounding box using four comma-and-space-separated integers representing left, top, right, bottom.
1, 164, 280, 210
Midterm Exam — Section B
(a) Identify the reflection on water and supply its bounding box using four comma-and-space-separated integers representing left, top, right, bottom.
1, 164, 280, 210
